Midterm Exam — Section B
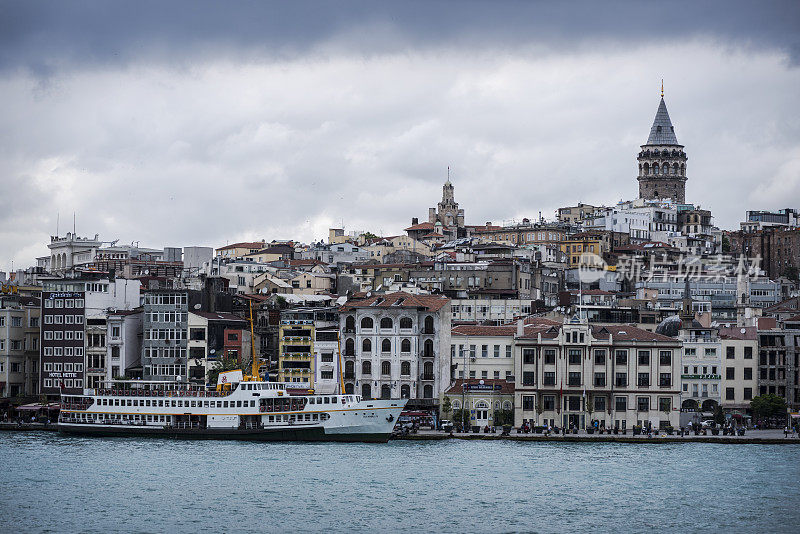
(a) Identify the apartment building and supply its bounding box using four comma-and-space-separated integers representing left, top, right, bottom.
0, 294, 40, 398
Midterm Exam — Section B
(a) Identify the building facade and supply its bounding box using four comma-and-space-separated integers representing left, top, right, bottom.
142, 290, 189, 382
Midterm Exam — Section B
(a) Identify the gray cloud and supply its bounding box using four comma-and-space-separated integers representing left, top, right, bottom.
0, 2, 799, 268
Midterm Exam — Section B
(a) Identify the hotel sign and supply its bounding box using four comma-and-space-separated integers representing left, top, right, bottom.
681, 374, 721, 380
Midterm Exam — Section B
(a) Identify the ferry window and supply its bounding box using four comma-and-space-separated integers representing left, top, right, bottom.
159, 400, 164, 407
217, 401, 222, 408
237, 401, 242, 408
269, 416, 274, 422
250, 401, 255, 407
324, 397, 329, 404
224, 401, 228, 408
126, 400, 132, 406
171, 401, 176, 407
313, 414, 319, 421
308, 398, 315, 405
331, 397, 338, 404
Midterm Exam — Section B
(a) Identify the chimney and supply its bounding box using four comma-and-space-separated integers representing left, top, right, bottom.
412, 217, 418, 225
516, 318, 524, 337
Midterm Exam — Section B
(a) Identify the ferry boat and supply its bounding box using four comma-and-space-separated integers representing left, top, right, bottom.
58, 372, 406, 443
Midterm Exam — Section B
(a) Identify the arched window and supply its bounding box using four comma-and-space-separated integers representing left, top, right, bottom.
475, 400, 489, 409
361, 384, 371, 399
381, 361, 391, 375
680, 164, 685, 176
400, 361, 411, 376
362, 339, 371, 353
381, 338, 391, 352
643, 163, 649, 175
380, 317, 393, 329
345, 316, 355, 332
344, 338, 355, 356
399, 317, 412, 330
344, 383, 354, 394
381, 385, 391, 399
344, 360, 354, 378
362, 361, 372, 375
423, 361, 433, 377
423, 385, 433, 399
503, 401, 512, 410
400, 385, 411, 399
401, 339, 411, 353
423, 339, 434, 358
360, 317, 374, 329
423, 316, 434, 334
653, 163, 659, 175
672, 163, 678, 175
452, 399, 461, 409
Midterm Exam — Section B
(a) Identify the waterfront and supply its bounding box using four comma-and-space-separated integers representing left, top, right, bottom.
1, 433, 799, 533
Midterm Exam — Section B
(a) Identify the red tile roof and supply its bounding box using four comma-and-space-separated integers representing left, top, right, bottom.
718, 326, 758, 341
515, 323, 679, 343
405, 222, 435, 231
340, 291, 449, 312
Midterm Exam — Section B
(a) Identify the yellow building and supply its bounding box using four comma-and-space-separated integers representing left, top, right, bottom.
560, 237, 603, 267
277, 312, 315, 386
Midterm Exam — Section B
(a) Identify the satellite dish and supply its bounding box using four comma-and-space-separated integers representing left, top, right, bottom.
194, 303, 201, 309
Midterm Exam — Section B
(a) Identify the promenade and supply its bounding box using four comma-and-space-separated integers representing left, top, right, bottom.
395, 428, 800, 444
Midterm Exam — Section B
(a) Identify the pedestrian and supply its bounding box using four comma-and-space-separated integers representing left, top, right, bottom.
784, 425, 789, 438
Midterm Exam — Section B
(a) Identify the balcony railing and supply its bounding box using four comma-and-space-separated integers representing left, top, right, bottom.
421, 374, 434, 381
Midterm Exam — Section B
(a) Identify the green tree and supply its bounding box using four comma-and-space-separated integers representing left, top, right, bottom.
360, 232, 379, 241
713, 404, 725, 426
206, 355, 242, 385
493, 409, 514, 426
451, 408, 471, 430
721, 235, 731, 253
441, 396, 452, 418
750, 394, 787, 419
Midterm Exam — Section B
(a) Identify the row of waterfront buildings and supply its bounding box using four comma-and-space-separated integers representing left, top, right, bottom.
2, 91, 799, 429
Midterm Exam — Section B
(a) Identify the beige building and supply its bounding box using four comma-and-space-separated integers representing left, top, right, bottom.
719, 326, 758, 416
215, 241, 266, 259
365, 236, 433, 262
515, 321, 682, 431
0, 294, 41, 398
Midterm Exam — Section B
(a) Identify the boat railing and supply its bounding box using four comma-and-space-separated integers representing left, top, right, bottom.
94, 388, 234, 398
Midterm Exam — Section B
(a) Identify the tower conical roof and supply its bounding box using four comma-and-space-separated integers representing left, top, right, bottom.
645, 98, 679, 145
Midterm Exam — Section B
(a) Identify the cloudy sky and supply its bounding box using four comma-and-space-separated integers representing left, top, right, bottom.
2, 1, 799, 269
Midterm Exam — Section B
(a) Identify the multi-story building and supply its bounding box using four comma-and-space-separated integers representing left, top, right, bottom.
514, 321, 682, 431
142, 289, 189, 382
719, 326, 758, 417
106, 310, 143, 381
277, 307, 339, 389
557, 203, 598, 225
678, 320, 722, 426
340, 292, 451, 410
187, 311, 250, 384
40, 276, 140, 397
756, 317, 800, 410
214, 241, 266, 260
740, 208, 799, 233
450, 325, 518, 383
0, 294, 41, 398
450, 299, 534, 324
636, 93, 688, 203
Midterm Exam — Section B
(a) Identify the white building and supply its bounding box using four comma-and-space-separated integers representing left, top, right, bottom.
339, 292, 451, 409
106, 310, 143, 381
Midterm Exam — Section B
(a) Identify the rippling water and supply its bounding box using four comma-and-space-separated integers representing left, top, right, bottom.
1, 432, 799, 533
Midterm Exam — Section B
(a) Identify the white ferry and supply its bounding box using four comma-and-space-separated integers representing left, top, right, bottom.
58, 371, 406, 443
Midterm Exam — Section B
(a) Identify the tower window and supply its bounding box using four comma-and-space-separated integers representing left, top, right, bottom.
656, 126, 662, 132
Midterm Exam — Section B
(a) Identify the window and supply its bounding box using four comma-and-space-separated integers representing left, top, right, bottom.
567, 396, 580, 411
568, 372, 581, 386
522, 395, 535, 411
659, 373, 671, 387
594, 372, 605, 387
493, 345, 500, 358
381, 339, 391, 352
401, 339, 411, 353
744, 347, 753, 359
659, 351, 671, 366
542, 395, 555, 411
399, 317, 412, 329
362, 339, 371, 353
637, 397, 649, 412
361, 361, 371, 375
615, 350, 627, 365
360, 317, 374, 329
544, 349, 556, 365
726, 367, 735, 380
615, 372, 627, 387
568, 349, 581, 365
726, 346, 735, 359
744, 368, 753, 380
704, 348, 716, 356
658, 397, 671, 412
380, 317, 392, 329
522, 372, 535, 386
744, 388, 753, 400
506, 346, 512, 358
638, 351, 650, 365
481, 345, 488, 358
594, 396, 606, 412
594, 350, 606, 365
381, 361, 391, 375
321, 352, 334, 363
543, 372, 555, 386
400, 361, 411, 376
725, 387, 735, 400
523, 349, 535, 364
615, 396, 627, 411
637, 372, 650, 387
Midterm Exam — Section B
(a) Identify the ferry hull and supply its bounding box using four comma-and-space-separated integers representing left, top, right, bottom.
58, 423, 392, 443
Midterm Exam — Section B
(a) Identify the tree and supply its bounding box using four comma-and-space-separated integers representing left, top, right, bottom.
451, 408, 471, 431
750, 394, 787, 420
493, 409, 514, 426
361, 232, 379, 241
206, 355, 241, 385
441, 396, 452, 418
535, 398, 544, 426
721, 235, 731, 253
713, 404, 725, 426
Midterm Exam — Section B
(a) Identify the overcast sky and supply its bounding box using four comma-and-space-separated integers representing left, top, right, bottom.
2, 1, 799, 270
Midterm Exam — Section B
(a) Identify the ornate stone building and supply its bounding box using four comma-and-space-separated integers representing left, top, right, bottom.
428, 175, 465, 238
637, 93, 688, 203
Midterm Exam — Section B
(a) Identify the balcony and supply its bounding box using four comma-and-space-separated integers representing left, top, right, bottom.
420, 374, 434, 381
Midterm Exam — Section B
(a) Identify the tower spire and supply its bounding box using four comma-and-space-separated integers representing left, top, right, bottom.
661, 79, 664, 98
